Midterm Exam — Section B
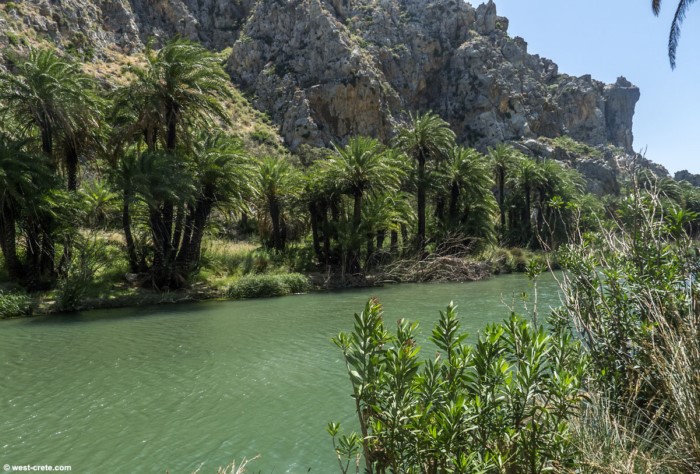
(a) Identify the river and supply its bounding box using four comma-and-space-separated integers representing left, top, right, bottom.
0, 274, 562, 473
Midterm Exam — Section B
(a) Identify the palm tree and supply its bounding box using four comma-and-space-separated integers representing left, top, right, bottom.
0, 48, 102, 286
254, 156, 301, 251
440, 146, 497, 251
533, 160, 584, 249
328, 138, 404, 229
394, 112, 456, 254
0, 134, 51, 281
0, 48, 102, 190
303, 161, 350, 266
134, 150, 196, 286
177, 133, 252, 269
325, 137, 406, 271
509, 158, 545, 247
112, 37, 234, 287
652, 0, 697, 68
489, 145, 521, 243
115, 38, 233, 153
110, 150, 146, 273
361, 191, 414, 268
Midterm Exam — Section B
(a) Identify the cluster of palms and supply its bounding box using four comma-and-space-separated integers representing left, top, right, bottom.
265, 119, 591, 274
0, 37, 597, 291
0, 39, 249, 289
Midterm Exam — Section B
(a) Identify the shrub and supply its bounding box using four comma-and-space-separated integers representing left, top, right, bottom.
331, 299, 587, 473
56, 236, 107, 311
227, 273, 310, 299
5, 2, 20, 13
0, 291, 32, 318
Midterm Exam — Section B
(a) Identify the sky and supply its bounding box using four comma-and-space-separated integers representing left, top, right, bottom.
480, 0, 700, 175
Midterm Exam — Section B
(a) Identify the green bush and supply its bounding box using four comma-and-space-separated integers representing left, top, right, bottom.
5, 2, 20, 13
0, 291, 32, 318
227, 273, 310, 299
56, 236, 108, 311
331, 299, 586, 473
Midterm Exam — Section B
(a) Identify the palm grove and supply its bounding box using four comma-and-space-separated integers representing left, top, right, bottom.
1, 38, 698, 297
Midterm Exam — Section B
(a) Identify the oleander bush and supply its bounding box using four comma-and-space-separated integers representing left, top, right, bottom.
331, 299, 587, 474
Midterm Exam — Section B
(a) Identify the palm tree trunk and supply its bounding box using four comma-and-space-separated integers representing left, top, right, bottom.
25, 219, 42, 291
66, 143, 79, 191
330, 198, 341, 264
365, 232, 375, 270
353, 191, 362, 229
162, 201, 174, 259
40, 120, 53, 158
435, 194, 446, 226
498, 168, 506, 237
390, 230, 398, 254
171, 204, 185, 255
270, 197, 283, 251
417, 152, 427, 253
401, 224, 409, 255
524, 184, 532, 247
187, 198, 213, 269
309, 202, 322, 260
149, 207, 169, 287
377, 229, 386, 250
59, 142, 78, 277
166, 106, 178, 152
176, 208, 195, 269
349, 190, 363, 272
0, 205, 23, 281
38, 218, 55, 284
449, 181, 460, 226
122, 195, 140, 273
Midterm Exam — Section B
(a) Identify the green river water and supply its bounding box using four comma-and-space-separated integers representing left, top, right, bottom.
0, 274, 562, 474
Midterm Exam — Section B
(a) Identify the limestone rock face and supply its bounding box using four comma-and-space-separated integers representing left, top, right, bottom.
604, 77, 641, 151
227, 0, 400, 148
1, 0, 640, 154
223, 0, 640, 151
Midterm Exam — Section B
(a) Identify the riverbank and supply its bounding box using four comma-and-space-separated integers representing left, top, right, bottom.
0, 239, 540, 318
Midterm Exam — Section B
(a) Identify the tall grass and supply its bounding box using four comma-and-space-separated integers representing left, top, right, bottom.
559, 184, 700, 472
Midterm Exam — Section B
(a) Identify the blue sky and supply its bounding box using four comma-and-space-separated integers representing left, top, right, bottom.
484, 0, 700, 175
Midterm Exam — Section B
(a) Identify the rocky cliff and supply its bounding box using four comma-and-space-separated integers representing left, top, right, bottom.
0, 0, 640, 156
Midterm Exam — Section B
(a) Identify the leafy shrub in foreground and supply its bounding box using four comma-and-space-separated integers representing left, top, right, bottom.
0, 291, 32, 318
227, 273, 310, 299
331, 299, 586, 473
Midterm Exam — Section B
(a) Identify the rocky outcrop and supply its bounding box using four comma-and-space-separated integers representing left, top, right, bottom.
223, 0, 640, 152
604, 77, 640, 151
1, 0, 640, 154
674, 170, 700, 187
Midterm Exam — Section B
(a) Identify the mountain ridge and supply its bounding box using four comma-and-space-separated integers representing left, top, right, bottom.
0, 0, 657, 189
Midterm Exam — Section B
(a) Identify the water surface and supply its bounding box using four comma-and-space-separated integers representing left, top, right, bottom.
0, 274, 561, 473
